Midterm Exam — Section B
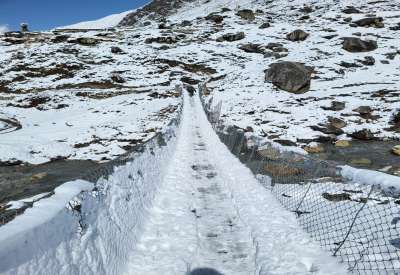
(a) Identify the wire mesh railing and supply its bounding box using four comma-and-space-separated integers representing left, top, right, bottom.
0, 102, 183, 227
200, 84, 400, 274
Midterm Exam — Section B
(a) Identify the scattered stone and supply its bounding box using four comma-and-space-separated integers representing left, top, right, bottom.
353, 106, 373, 115
322, 192, 351, 202
350, 158, 372, 166
274, 139, 297, 147
342, 37, 378, 52
354, 17, 384, 28
239, 43, 264, 54
335, 140, 351, 148
111, 74, 126, 83
264, 164, 303, 177
392, 145, 400, 156
349, 129, 375, 140
360, 56, 375, 66
265, 61, 312, 94
205, 13, 224, 24
52, 35, 69, 43
30, 172, 48, 182
323, 101, 345, 112
310, 125, 344, 135
111, 46, 124, 54
216, 32, 245, 42
236, 9, 255, 21
259, 22, 271, 29
76, 37, 99, 46
286, 29, 309, 41
145, 36, 179, 44
342, 6, 361, 14
305, 143, 324, 153
328, 117, 347, 129
181, 76, 200, 85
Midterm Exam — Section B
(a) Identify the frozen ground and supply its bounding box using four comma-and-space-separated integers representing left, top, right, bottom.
0, 92, 347, 274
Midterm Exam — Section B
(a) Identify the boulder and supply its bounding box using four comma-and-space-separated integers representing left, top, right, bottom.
354, 17, 384, 28
360, 56, 375, 66
205, 13, 224, 24
259, 22, 271, 29
353, 106, 373, 115
216, 32, 245, 42
145, 36, 178, 44
239, 43, 264, 54
328, 117, 347, 129
236, 9, 255, 21
111, 46, 124, 54
342, 37, 377, 52
265, 62, 312, 93
286, 29, 309, 41
305, 143, 324, 153
392, 145, 400, 156
349, 129, 375, 140
335, 140, 351, 148
342, 6, 361, 14
76, 37, 99, 46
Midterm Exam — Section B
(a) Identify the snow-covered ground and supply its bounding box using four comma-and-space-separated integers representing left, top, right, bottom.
0, 29, 180, 164
1, 0, 399, 165
0, 91, 347, 274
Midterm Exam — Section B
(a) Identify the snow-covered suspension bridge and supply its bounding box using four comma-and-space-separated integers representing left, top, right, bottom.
0, 90, 346, 274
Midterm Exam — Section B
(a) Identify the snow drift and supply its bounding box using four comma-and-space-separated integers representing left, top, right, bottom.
0, 114, 181, 275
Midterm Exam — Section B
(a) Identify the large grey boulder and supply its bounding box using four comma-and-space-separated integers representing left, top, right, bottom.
216, 32, 245, 42
342, 37, 377, 52
265, 62, 312, 93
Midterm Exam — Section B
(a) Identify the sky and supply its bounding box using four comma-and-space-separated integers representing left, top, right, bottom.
0, 0, 150, 31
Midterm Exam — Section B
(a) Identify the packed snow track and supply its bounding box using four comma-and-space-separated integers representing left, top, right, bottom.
0, 91, 346, 275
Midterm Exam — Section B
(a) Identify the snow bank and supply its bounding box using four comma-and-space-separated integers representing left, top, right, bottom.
0, 118, 180, 275
0, 180, 93, 242
59, 10, 133, 29
340, 165, 400, 194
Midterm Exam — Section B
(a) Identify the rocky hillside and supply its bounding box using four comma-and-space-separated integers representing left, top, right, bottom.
1, 0, 400, 171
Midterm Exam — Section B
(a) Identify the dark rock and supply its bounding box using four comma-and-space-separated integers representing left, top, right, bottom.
239, 43, 264, 54
322, 192, 351, 202
310, 125, 344, 135
111, 74, 126, 83
360, 56, 375, 66
322, 101, 346, 111
342, 37, 377, 52
181, 76, 200, 85
274, 139, 297, 146
216, 32, 245, 42
339, 61, 362, 68
259, 22, 271, 29
111, 46, 124, 54
342, 6, 361, 14
286, 29, 309, 41
145, 36, 178, 44
185, 84, 196, 96
266, 42, 283, 50
349, 129, 375, 140
353, 106, 373, 115
205, 13, 224, 24
236, 9, 255, 21
354, 17, 384, 28
181, 20, 192, 27
76, 37, 99, 46
52, 35, 69, 43
265, 62, 312, 94
328, 117, 347, 129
